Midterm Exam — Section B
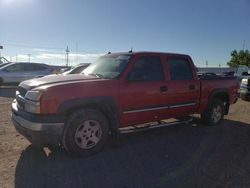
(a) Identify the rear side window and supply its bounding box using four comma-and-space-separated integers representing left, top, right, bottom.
128, 56, 164, 81
167, 58, 193, 80
24, 64, 47, 71
3, 64, 23, 72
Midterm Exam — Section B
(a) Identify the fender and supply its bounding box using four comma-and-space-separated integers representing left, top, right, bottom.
58, 96, 120, 137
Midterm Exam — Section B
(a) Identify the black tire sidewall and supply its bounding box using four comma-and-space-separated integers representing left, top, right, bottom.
202, 99, 225, 126
63, 109, 110, 157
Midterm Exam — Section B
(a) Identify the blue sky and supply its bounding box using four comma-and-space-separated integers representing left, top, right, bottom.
0, 0, 250, 66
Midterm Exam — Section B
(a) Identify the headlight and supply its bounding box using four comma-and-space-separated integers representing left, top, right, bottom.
25, 90, 43, 101
241, 78, 248, 85
24, 90, 43, 113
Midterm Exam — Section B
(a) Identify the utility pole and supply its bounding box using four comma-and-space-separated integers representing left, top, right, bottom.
76, 42, 78, 65
66, 46, 69, 67
27, 54, 31, 63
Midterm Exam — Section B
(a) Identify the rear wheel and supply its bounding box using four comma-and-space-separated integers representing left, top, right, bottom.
201, 99, 225, 126
62, 109, 110, 157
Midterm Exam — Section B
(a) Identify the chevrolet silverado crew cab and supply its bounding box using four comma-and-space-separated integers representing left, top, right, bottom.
12, 52, 239, 156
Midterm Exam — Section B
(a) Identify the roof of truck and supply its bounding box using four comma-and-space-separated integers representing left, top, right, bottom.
103, 51, 191, 58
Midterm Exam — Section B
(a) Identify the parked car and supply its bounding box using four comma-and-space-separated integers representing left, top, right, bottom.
0, 62, 54, 85
62, 63, 90, 75
234, 65, 250, 82
223, 71, 235, 77
239, 77, 250, 101
12, 51, 239, 157
59, 67, 72, 73
0, 62, 11, 68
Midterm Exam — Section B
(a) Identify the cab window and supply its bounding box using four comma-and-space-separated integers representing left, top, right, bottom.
127, 56, 164, 81
167, 58, 193, 80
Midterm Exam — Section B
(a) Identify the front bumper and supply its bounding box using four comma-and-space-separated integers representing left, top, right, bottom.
11, 100, 65, 145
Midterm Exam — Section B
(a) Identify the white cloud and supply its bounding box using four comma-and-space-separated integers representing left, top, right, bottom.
35, 52, 104, 65
7, 51, 104, 65
36, 53, 64, 59
6, 54, 34, 62
17, 54, 30, 59
33, 48, 63, 53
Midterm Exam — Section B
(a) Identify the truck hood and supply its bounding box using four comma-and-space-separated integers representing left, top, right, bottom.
19, 74, 100, 90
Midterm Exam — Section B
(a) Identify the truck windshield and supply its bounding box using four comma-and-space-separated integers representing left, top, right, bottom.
82, 54, 131, 79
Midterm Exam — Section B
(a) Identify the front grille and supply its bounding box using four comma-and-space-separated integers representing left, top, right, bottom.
16, 86, 28, 111
17, 98, 25, 111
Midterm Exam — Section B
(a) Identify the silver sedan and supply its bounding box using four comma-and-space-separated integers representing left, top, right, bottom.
0, 62, 54, 85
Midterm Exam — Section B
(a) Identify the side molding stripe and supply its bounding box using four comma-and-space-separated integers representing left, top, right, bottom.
123, 106, 169, 114
123, 101, 196, 114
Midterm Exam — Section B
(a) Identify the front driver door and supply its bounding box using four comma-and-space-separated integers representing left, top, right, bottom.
119, 55, 170, 127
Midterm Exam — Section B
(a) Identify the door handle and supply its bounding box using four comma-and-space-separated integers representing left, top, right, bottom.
160, 86, 168, 92
189, 84, 195, 90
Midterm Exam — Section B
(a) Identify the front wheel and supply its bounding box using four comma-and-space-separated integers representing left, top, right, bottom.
62, 109, 110, 157
201, 99, 225, 126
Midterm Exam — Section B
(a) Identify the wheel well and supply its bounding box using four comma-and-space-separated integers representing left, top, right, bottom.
65, 103, 107, 117
212, 92, 229, 114
64, 102, 119, 137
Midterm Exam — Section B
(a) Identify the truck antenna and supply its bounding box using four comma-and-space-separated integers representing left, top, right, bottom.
129, 47, 133, 53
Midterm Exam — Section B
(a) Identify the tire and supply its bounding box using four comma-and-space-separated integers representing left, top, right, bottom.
201, 99, 225, 126
62, 109, 110, 157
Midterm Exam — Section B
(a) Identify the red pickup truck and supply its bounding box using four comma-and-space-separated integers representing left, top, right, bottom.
12, 52, 239, 156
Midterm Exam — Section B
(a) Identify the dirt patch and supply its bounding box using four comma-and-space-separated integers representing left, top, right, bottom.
0, 97, 250, 188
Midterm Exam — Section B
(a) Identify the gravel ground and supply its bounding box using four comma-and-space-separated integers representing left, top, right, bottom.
0, 94, 250, 188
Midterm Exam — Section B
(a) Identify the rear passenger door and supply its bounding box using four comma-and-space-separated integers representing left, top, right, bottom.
165, 56, 200, 116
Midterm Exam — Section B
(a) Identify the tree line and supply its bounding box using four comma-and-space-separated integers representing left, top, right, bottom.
227, 50, 250, 68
